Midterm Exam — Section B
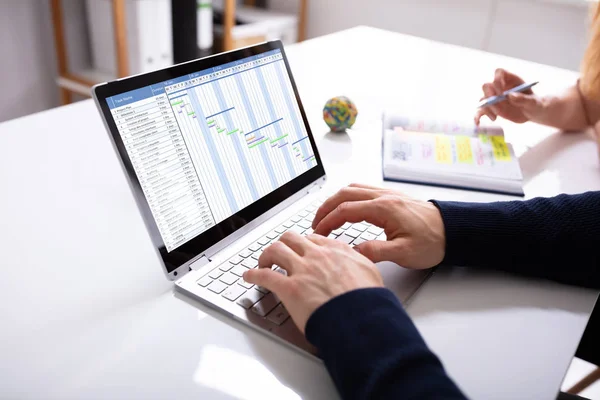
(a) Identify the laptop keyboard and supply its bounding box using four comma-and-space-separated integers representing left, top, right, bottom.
195, 198, 387, 327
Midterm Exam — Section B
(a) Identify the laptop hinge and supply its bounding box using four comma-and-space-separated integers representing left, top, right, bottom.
189, 255, 211, 271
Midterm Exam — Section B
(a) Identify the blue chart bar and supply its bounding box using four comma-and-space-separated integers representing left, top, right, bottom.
291, 136, 308, 146
234, 73, 279, 190
205, 107, 235, 119
187, 89, 239, 214
255, 66, 296, 181
245, 118, 283, 137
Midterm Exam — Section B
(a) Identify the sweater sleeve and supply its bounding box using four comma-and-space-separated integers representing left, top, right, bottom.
431, 191, 600, 289
305, 288, 466, 400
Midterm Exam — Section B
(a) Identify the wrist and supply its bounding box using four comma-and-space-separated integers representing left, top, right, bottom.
425, 201, 446, 266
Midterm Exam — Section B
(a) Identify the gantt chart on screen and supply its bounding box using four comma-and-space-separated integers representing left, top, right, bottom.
107, 50, 316, 252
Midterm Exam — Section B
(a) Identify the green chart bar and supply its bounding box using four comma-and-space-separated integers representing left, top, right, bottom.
270, 133, 288, 144
227, 128, 240, 135
248, 137, 269, 149
188, 111, 195, 116
217, 128, 225, 133
206, 119, 215, 124
171, 100, 183, 106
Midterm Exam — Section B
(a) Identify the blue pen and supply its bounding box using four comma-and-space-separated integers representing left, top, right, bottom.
477, 81, 539, 108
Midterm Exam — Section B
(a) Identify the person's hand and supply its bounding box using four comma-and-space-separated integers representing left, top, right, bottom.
475, 69, 547, 125
311, 183, 446, 269
243, 231, 383, 333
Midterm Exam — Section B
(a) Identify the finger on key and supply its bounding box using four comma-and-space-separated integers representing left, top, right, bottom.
278, 231, 313, 256
243, 268, 288, 293
258, 240, 300, 274
313, 187, 380, 229
314, 199, 383, 236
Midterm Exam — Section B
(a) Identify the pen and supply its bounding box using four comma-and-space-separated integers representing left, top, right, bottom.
477, 81, 539, 109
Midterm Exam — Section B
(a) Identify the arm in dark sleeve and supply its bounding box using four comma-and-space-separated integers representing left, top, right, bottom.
305, 288, 466, 400
431, 191, 600, 289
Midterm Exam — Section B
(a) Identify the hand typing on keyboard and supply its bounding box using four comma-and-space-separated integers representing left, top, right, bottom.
242, 231, 384, 333
312, 183, 446, 269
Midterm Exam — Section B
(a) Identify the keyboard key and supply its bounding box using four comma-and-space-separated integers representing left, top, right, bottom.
237, 278, 254, 289
236, 289, 265, 309
377, 232, 387, 241
197, 275, 212, 287
208, 280, 227, 294
341, 222, 352, 229
332, 228, 345, 236
352, 223, 369, 232
219, 272, 238, 285
297, 219, 312, 229
219, 263, 234, 272
252, 293, 280, 317
248, 242, 262, 252
336, 234, 354, 244
291, 215, 302, 223
274, 266, 288, 276
266, 231, 279, 240
298, 210, 309, 218
352, 237, 367, 246
242, 258, 258, 269
229, 255, 243, 265
275, 226, 288, 234
345, 228, 362, 238
328, 233, 339, 239
239, 249, 253, 258
360, 232, 377, 241
251, 249, 264, 260
306, 205, 316, 212
283, 221, 295, 228
257, 237, 271, 246
303, 228, 314, 236
255, 286, 270, 294
368, 226, 384, 235
231, 265, 249, 277
222, 285, 246, 301
209, 269, 223, 279
266, 304, 290, 325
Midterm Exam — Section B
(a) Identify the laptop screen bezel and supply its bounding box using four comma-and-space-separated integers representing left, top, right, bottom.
94, 41, 325, 276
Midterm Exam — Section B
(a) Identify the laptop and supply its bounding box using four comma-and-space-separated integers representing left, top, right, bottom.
93, 40, 431, 357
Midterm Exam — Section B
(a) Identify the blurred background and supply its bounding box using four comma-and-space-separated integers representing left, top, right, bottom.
0, 0, 595, 123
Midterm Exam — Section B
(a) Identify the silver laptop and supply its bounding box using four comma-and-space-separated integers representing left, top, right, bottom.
93, 41, 431, 357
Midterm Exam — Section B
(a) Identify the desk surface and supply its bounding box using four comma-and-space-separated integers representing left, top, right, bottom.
1, 27, 599, 400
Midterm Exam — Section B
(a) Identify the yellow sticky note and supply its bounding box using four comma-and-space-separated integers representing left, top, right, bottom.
490, 136, 511, 161
456, 135, 473, 164
435, 135, 452, 164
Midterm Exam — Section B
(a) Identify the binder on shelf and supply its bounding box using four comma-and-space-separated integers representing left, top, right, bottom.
85, 0, 173, 77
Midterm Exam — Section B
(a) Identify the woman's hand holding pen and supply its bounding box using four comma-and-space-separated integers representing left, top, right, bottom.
475, 69, 548, 126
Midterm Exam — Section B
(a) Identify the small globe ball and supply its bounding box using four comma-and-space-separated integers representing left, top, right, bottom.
323, 96, 358, 132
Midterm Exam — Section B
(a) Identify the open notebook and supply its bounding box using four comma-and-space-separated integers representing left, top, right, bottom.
382, 113, 524, 196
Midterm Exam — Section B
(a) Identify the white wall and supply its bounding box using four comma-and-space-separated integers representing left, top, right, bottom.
0, 1, 58, 122
0, 0, 91, 123
271, 0, 593, 71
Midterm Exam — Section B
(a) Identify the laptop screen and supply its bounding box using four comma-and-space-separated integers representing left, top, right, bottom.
100, 45, 322, 273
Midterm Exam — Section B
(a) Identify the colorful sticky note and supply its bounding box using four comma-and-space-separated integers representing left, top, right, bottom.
435, 135, 452, 164
490, 136, 511, 161
456, 135, 473, 164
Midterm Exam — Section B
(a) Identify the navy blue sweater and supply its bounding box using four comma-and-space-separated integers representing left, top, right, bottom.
305, 192, 600, 400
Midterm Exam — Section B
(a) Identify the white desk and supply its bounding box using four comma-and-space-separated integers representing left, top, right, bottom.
0, 27, 598, 400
